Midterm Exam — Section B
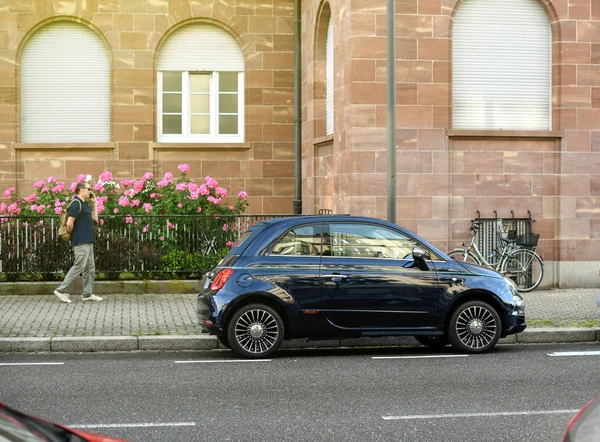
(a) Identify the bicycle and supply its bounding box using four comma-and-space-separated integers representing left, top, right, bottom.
448, 220, 544, 292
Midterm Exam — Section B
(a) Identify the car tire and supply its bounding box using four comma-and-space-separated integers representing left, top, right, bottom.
448, 301, 501, 353
414, 335, 449, 349
217, 335, 231, 349
227, 303, 284, 359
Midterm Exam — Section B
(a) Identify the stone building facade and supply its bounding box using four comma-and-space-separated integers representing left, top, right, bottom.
0, 0, 599, 287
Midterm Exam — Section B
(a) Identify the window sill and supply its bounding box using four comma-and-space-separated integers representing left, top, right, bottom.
152, 142, 251, 150
313, 135, 334, 147
14, 143, 116, 149
447, 130, 563, 139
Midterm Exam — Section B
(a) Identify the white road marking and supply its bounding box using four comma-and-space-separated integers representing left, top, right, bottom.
382, 410, 579, 420
70, 422, 196, 429
0, 362, 64, 366
372, 355, 468, 360
547, 351, 600, 357
174, 359, 272, 363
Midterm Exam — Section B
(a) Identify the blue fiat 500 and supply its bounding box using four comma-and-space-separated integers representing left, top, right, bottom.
197, 215, 526, 358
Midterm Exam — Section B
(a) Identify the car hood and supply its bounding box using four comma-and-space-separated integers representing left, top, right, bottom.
455, 261, 503, 279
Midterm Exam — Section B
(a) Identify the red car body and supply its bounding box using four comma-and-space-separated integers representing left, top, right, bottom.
0, 401, 127, 442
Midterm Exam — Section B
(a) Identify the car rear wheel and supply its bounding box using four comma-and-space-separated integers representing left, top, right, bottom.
227, 304, 284, 358
448, 301, 501, 353
414, 335, 449, 349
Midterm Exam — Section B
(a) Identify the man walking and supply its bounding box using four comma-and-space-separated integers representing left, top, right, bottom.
53, 181, 102, 303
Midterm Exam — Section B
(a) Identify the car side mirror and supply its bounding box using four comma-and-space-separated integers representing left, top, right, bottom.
412, 247, 430, 271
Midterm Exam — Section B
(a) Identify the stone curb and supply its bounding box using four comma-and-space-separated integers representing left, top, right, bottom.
0, 328, 599, 353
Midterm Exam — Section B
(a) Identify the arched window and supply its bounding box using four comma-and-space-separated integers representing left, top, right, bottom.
20, 21, 110, 142
157, 24, 245, 143
452, 0, 551, 130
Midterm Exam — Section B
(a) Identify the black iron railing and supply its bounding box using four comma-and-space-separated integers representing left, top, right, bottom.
0, 214, 296, 281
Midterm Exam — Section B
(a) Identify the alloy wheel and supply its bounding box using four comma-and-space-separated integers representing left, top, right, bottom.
449, 301, 500, 353
229, 305, 283, 357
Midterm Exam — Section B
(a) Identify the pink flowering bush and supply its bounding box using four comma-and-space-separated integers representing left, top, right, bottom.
0, 165, 250, 280
0, 165, 249, 220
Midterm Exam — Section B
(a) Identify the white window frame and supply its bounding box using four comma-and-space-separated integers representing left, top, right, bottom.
157, 71, 245, 143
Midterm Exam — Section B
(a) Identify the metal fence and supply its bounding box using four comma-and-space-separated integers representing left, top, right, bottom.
0, 214, 296, 281
470, 211, 535, 264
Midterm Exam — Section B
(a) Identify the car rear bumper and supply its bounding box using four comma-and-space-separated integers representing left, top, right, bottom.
197, 294, 222, 334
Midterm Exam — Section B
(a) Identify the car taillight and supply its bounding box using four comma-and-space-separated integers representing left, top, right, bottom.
210, 268, 234, 291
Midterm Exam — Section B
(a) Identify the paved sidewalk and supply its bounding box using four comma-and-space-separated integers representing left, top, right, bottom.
0, 288, 598, 353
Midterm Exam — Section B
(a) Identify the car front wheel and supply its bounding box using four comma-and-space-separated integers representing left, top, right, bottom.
448, 301, 501, 353
227, 304, 284, 358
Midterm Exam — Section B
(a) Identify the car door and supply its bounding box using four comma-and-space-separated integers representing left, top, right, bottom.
320, 222, 441, 330
257, 222, 324, 311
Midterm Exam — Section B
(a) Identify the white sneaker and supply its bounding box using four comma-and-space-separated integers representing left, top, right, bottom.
82, 294, 103, 302
53, 289, 71, 304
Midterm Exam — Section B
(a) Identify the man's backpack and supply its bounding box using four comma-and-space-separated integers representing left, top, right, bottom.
58, 199, 82, 242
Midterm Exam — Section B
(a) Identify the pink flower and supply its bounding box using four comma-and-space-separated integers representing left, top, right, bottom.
124, 189, 134, 197
150, 193, 157, 198
222, 224, 229, 231
176, 182, 187, 191
199, 184, 210, 195
189, 192, 199, 200
76, 174, 87, 183
178, 164, 190, 173
0, 203, 6, 213
159, 236, 164, 241
120, 179, 134, 187
93, 182, 103, 191
142, 172, 153, 181
69, 182, 77, 192
25, 194, 37, 203
7, 204, 20, 215
187, 183, 198, 193
216, 187, 227, 198
47, 176, 56, 183
164, 172, 173, 181
96, 201, 104, 214
207, 196, 220, 204
142, 224, 150, 233
4, 187, 15, 198
133, 180, 144, 194
99, 219, 104, 226
55, 207, 62, 215
238, 191, 248, 198
125, 215, 133, 224
99, 171, 113, 183
226, 241, 235, 248
142, 203, 152, 213
168, 221, 175, 230
157, 180, 169, 188
131, 199, 140, 207
33, 180, 45, 189
205, 176, 218, 188
118, 196, 129, 207
229, 205, 234, 210
197, 207, 202, 213
177, 203, 183, 208
113, 208, 119, 214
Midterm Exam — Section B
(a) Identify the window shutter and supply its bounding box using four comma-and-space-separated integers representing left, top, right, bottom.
157, 24, 244, 71
326, 18, 334, 135
20, 22, 110, 143
452, 0, 551, 130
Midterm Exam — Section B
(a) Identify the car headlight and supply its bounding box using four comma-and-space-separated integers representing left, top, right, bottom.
512, 294, 524, 309
503, 276, 519, 294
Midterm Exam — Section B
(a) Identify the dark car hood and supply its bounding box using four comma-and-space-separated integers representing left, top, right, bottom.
455, 261, 503, 279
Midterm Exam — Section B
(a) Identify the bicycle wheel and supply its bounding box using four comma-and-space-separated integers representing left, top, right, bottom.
501, 249, 544, 292
447, 249, 482, 265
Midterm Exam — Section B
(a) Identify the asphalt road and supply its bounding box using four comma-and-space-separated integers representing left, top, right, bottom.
1, 344, 599, 442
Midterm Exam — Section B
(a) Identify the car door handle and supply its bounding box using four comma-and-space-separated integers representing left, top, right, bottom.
322, 274, 347, 283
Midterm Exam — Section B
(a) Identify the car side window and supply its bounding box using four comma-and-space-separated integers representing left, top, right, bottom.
270, 224, 322, 256
327, 223, 429, 260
